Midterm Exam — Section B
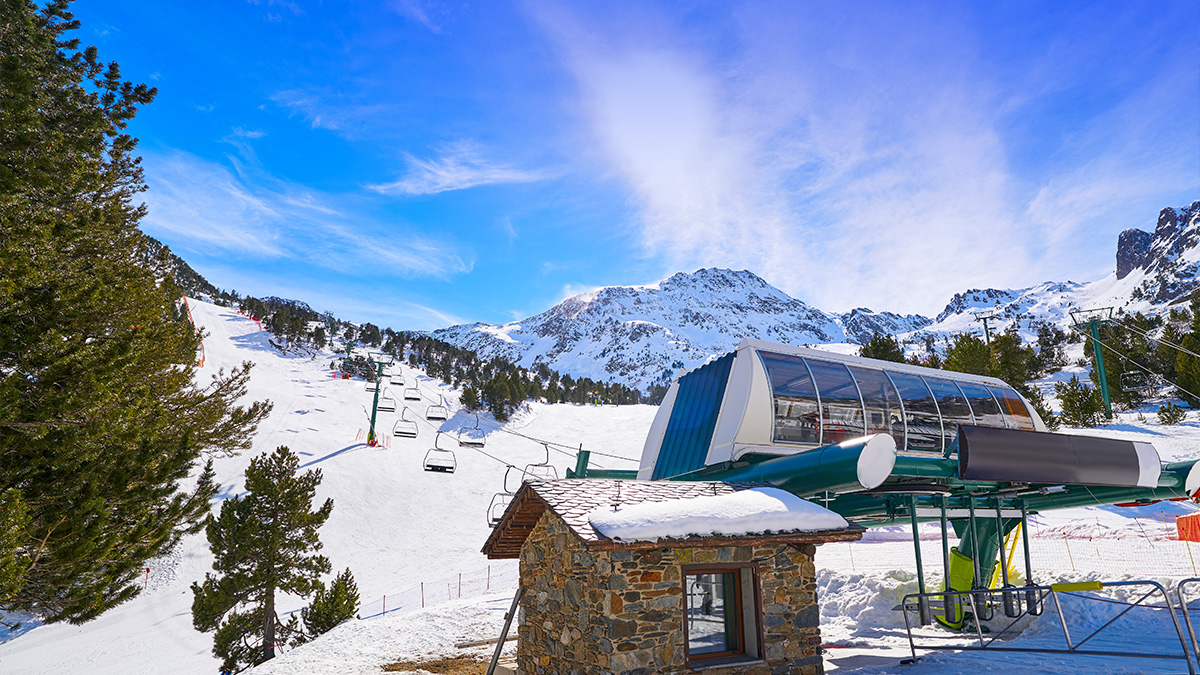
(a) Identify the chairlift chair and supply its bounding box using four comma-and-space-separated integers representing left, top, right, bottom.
426, 395, 448, 421
389, 371, 405, 386
365, 380, 379, 393
377, 393, 396, 413
487, 466, 524, 528
1121, 370, 1153, 393
522, 443, 559, 482
392, 408, 418, 438
423, 433, 457, 473
487, 493, 513, 528
457, 412, 486, 448
403, 386, 421, 401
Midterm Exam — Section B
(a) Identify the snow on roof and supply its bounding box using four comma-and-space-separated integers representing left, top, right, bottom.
588, 487, 849, 542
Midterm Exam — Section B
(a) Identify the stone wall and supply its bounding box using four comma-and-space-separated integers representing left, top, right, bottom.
516, 510, 824, 675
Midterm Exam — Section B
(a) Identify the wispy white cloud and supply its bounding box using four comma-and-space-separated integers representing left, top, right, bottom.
232, 127, 266, 139
270, 90, 400, 138
387, 0, 444, 33
368, 140, 548, 196
529, 2, 1198, 315
140, 149, 473, 279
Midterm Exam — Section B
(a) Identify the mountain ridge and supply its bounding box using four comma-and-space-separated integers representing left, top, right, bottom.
433, 201, 1199, 391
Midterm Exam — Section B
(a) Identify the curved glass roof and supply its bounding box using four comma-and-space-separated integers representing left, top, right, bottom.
757, 351, 1034, 454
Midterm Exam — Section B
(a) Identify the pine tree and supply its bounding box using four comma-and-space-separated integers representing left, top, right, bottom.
1055, 375, 1107, 428
0, 1, 270, 623
943, 333, 991, 376
191, 446, 335, 672
1176, 295, 1200, 408
859, 332, 905, 363
0, 489, 30, 608
300, 567, 360, 640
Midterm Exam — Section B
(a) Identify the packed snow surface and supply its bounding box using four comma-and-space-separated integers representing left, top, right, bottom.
588, 487, 850, 541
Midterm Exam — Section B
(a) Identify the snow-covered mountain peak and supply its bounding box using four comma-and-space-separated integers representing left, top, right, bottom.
432, 268, 930, 391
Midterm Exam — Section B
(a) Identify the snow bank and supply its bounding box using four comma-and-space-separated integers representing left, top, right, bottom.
588, 487, 849, 541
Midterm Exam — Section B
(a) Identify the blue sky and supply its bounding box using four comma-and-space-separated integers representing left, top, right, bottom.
79, 0, 1199, 330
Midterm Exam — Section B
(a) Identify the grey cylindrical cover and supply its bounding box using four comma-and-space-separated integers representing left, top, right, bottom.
958, 425, 1158, 487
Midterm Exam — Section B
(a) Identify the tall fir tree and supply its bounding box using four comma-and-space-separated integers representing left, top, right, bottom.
0, 0, 270, 623
192, 446, 336, 672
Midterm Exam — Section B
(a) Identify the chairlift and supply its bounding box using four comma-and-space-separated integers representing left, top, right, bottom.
403, 386, 421, 401
390, 371, 405, 386
377, 393, 396, 413
426, 395, 448, 421
365, 380, 379, 393
487, 466, 524, 528
392, 408, 418, 438
423, 433, 457, 473
457, 412, 486, 448
1121, 370, 1153, 393
522, 443, 559, 482
487, 493, 513, 528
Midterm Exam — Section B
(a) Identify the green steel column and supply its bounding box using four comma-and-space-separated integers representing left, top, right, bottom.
1089, 321, 1112, 417
909, 494, 930, 624
572, 450, 591, 478
367, 360, 383, 445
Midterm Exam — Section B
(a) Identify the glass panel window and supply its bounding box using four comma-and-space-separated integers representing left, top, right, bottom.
988, 385, 1036, 430
686, 573, 741, 657
956, 381, 1005, 428
760, 353, 821, 445
885, 371, 943, 453
923, 377, 974, 449
805, 359, 865, 444
847, 366, 904, 449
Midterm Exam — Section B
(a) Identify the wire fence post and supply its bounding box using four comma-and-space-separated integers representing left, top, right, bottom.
421, 582, 424, 608
383, 594, 386, 616
1063, 532, 1075, 571
487, 565, 491, 590
459, 573, 462, 598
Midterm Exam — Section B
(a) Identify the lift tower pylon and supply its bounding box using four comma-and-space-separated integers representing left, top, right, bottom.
1070, 307, 1115, 418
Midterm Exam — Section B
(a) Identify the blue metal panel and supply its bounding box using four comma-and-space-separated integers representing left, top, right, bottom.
652, 353, 736, 480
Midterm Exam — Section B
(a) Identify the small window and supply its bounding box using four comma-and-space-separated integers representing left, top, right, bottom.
684, 567, 761, 665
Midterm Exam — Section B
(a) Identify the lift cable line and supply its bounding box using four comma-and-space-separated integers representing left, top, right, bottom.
1065, 324, 1200, 404
410, 386, 639, 466
1111, 316, 1200, 361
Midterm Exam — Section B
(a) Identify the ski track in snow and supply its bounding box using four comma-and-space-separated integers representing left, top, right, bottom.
2, 298, 1199, 674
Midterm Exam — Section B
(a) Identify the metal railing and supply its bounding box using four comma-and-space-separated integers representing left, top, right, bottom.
1177, 577, 1200, 668
899, 580, 1195, 674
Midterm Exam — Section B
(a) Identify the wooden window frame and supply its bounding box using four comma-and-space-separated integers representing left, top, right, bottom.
681, 562, 764, 668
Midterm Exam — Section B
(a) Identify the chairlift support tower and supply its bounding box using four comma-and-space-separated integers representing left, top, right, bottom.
365, 352, 395, 446
1070, 307, 1114, 417
972, 310, 999, 345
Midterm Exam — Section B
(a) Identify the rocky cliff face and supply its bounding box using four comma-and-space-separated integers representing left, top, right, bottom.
1118, 201, 1200, 304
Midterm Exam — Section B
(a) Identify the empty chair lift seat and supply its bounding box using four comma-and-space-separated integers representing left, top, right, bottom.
424, 433, 457, 473
393, 408, 418, 438
426, 396, 448, 421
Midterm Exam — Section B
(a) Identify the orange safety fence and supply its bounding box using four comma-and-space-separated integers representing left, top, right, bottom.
1178, 511, 1200, 542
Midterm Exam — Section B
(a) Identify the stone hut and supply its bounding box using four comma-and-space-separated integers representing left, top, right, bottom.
481, 479, 863, 675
